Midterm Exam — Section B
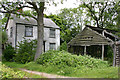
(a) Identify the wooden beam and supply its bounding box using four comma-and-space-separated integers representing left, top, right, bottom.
102, 45, 104, 61
113, 45, 116, 67
84, 46, 86, 55
102, 30, 105, 61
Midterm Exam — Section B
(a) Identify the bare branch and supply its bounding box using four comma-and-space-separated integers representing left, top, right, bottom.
27, 2, 38, 13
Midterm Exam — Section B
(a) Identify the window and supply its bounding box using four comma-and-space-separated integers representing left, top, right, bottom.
49, 43, 56, 50
10, 27, 13, 38
50, 28, 55, 38
25, 26, 33, 37
10, 42, 12, 46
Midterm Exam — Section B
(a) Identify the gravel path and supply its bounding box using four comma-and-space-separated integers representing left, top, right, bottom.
20, 68, 74, 78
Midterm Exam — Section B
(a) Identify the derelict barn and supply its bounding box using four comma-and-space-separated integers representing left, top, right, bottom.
68, 25, 120, 67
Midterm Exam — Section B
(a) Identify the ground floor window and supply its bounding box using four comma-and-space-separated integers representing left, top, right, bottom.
49, 43, 56, 50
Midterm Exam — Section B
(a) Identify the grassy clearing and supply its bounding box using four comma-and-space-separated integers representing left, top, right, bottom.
3, 61, 118, 78
2, 50, 118, 78
1, 62, 44, 79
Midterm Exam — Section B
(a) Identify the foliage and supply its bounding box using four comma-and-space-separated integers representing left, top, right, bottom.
0, 29, 8, 45
46, 7, 84, 43
2, 45, 16, 61
80, 1, 120, 36
2, 30, 8, 44
36, 50, 109, 69
17, 39, 37, 54
59, 41, 67, 51
105, 46, 113, 65
14, 39, 37, 64
0, 62, 25, 79
14, 52, 34, 64
3, 61, 118, 78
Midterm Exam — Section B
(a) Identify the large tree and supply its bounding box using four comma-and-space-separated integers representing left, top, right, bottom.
0, 0, 64, 61
81, 1, 120, 30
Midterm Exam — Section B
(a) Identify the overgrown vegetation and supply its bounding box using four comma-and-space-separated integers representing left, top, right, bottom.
2, 45, 16, 61
14, 39, 37, 64
2, 39, 37, 63
59, 41, 67, 51
0, 62, 24, 79
3, 61, 118, 78
2, 50, 118, 78
0, 62, 44, 79
36, 50, 109, 69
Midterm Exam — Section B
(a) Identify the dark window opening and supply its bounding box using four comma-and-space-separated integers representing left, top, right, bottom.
25, 26, 33, 37
50, 28, 55, 38
49, 43, 56, 50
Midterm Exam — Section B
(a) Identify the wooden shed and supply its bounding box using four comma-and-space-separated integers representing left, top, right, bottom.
68, 25, 120, 66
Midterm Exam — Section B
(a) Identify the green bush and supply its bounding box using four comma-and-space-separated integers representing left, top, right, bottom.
59, 41, 67, 51
105, 46, 113, 66
14, 39, 37, 64
14, 52, 34, 64
2, 45, 16, 61
17, 39, 37, 54
36, 50, 109, 69
0, 62, 25, 79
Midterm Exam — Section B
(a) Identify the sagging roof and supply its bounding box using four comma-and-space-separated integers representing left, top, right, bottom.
86, 25, 118, 33
86, 25, 120, 41
68, 25, 120, 46
6, 15, 60, 29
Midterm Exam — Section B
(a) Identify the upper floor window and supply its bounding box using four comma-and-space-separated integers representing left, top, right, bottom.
10, 27, 13, 38
49, 43, 56, 50
50, 28, 55, 38
25, 26, 33, 37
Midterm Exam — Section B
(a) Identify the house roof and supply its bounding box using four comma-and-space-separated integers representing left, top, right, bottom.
7, 15, 60, 29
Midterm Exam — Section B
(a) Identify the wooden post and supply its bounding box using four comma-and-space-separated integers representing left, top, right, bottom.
113, 45, 116, 67
84, 46, 86, 55
102, 30, 105, 61
102, 45, 104, 61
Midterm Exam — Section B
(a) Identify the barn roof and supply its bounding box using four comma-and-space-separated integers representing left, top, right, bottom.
86, 25, 118, 33
68, 25, 120, 46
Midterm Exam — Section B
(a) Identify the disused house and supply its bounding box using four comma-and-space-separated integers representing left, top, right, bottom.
6, 15, 60, 52
68, 25, 120, 66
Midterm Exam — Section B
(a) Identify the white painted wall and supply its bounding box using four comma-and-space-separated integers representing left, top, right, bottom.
7, 23, 60, 52
6, 19, 16, 47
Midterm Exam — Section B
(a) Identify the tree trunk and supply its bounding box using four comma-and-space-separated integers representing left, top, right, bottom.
34, 2, 44, 61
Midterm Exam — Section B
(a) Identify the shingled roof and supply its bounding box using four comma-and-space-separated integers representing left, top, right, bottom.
6, 15, 60, 29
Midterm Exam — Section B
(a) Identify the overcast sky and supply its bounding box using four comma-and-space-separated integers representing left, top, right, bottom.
44, 0, 81, 15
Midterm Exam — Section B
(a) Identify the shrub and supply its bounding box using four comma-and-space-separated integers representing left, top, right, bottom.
17, 39, 37, 54
2, 45, 16, 61
0, 62, 25, 79
14, 52, 34, 64
14, 39, 37, 64
36, 50, 109, 69
59, 41, 67, 51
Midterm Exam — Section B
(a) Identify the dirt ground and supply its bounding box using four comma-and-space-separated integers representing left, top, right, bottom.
20, 68, 74, 78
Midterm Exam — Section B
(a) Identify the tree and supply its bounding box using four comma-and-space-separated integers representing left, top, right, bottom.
0, 0, 66, 61
80, 1, 119, 30
46, 7, 85, 43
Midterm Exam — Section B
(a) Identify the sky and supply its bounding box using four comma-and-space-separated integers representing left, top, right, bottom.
44, 0, 81, 15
